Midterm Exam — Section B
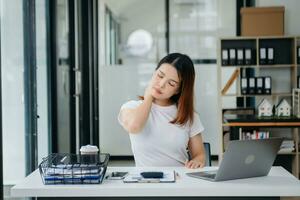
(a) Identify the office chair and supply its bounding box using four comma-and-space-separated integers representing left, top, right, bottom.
187, 142, 211, 167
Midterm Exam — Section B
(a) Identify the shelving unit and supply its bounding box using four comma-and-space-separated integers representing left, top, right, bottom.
223, 93, 292, 97
218, 36, 300, 179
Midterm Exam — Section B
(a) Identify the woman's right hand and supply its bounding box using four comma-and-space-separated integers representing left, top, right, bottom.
120, 76, 155, 134
144, 76, 155, 101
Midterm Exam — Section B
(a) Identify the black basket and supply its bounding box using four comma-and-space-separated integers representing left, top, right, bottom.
39, 153, 110, 184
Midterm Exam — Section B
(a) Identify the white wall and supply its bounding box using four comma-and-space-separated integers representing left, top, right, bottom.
36, 0, 49, 164
256, 0, 300, 35
169, 0, 236, 60
254, 1, 300, 108
98, 63, 223, 156
1, 0, 26, 184
99, 64, 154, 155
169, 0, 236, 155
99, 0, 236, 156
99, 0, 166, 155
194, 64, 220, 155
1, 0, 49, 184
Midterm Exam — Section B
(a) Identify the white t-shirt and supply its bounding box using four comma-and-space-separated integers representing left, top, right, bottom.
118, 100, 204, 167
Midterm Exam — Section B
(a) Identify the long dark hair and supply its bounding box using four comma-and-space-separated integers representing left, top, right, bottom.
156, 53, 195, 126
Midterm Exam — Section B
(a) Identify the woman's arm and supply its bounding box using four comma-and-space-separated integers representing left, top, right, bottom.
119, 80, 155, 134
185, 134, 206, 169
119, 96, 153, 134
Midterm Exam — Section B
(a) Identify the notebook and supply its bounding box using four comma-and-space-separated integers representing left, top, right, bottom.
123, 170, 176, 183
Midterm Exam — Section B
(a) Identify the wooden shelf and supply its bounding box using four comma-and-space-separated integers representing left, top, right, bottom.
278, 152, 298, 155
220, 35, 296, 40
258, 64, 296, 67
223, 115, 300, 126
220, 36, 257, 40
219, 36, 300, 179
258, 35, 295, 39
221, 64, 295, 68
222, 93, 292, 97
223, 122, 300, 127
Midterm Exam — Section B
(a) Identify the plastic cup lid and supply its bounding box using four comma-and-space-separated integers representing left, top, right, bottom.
80, 145, 99, 153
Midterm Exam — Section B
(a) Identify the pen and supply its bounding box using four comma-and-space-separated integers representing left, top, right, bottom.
175, 171, 180, 179
138, 179, 160, 183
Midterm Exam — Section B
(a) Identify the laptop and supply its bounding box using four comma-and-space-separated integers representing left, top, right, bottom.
186, 138, 283, 181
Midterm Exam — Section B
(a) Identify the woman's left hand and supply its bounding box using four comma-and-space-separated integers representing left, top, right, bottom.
185, 159, 205, 169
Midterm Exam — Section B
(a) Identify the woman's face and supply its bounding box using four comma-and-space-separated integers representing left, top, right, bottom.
151, 63, 181, 101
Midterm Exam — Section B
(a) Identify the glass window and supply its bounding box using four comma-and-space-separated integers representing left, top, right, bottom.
0, 0, 50, 190
1, 0, 26, 184
105, 7, 119, 65
36, 0, 49, 163
99, 0, 166, 155
103, 0, 166, 65
169, 0, 236, 61
99, 0, 236, 156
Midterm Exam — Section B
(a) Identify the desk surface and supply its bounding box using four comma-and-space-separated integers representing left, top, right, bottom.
11, 166, 300, 197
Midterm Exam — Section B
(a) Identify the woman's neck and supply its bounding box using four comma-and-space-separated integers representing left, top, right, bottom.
153, 99, 173, 106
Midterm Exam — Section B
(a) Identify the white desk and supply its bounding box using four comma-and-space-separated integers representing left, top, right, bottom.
11, 166, 300, 199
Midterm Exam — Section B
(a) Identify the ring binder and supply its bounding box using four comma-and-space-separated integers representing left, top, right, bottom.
264, 76, 272, 94
259, 47, 267, 65
245, 48, 254, 65
241, 77, 248, 95
222, 49, 229, 66
248, 77, 256, 94
229, 48, 236, 66
267, 48, 274, 64
297, 47, 300, 64
256, 77, 264, 94
237, 49, 244, 65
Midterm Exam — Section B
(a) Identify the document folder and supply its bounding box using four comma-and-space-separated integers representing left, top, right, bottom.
39, 153, 110, 184
245, 48, 254, 65
264, 76, 272, 94
256, 77, 264, 94
237, 49, 244, 65
123, 170, 176, 183
248, 77, 256, 94
229, 48, 236, 66
267, 48, 274, 64
222, 49, 229, 66
259, 48, 267, 65
297, 47, 300, 64
241, 77, 248, 95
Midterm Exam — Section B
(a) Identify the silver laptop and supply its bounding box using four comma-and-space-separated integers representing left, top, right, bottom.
186, 138, 283, 181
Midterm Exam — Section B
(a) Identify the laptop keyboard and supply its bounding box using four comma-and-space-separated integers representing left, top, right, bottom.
200, 173, 216, 179
189, 171, 217, 179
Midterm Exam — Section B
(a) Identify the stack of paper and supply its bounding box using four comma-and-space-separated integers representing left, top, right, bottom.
278, 140, 295, 153
39, 153, 110, 184
43, 165, 104, 184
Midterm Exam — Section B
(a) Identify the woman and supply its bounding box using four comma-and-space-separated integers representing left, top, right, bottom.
118, 53, 206, 169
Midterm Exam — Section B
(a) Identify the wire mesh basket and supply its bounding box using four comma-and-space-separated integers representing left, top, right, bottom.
39, 153, 110, 184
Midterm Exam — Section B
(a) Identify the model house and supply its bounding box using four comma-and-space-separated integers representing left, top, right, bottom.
257, 99, 273, 117
276, 99, 291, 117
